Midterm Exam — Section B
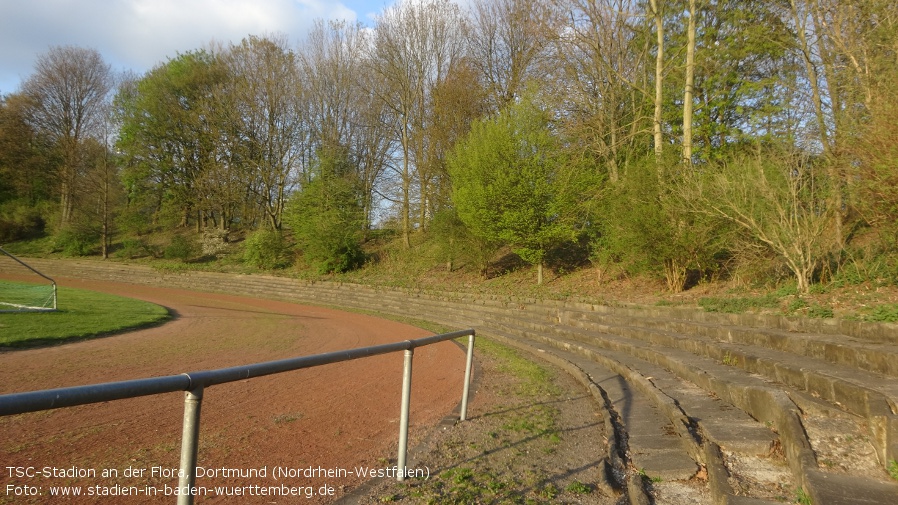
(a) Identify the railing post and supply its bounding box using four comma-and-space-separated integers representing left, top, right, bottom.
177, 385, 204, 505
396, 348, 414, 481
460, 332, 476, 421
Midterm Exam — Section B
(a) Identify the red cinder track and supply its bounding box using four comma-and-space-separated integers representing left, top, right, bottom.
0, 277, 466, 504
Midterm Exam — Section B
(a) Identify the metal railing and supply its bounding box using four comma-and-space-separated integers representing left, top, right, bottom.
0, 328, 476, 504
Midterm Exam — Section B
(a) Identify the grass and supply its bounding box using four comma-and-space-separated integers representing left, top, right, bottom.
698, 293, 782, 314
0, 282, 170, 348
796, 487, 812, 505
859, 304, 898, 323
722, 351, 739, 366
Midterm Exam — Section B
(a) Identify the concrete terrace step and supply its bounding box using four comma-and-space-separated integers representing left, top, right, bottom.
485, 317, 898, 505
7, 259, 898, 504
554, 313, 898, 464
558, 307, 898, 378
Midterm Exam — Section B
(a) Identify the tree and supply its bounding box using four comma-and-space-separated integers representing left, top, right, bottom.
448, 94, 584, 284
554, 0, 651, 183
284, 145, 366, 274
370, 0, 465, 247
222, 35, 303, 230
300, 20, 389, 237
115, 50, 228, 230
0, 93, 55, 241
465, 0, 557, 113
21, 46, 113, 226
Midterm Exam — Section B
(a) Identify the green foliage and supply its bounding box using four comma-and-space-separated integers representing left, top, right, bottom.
243, 229, 293, 270
54, 226, 100, 257
115, 237, 154, 259
115, 50, 228, 230
699, 293, 781, 313
565, 481, 592, 495
860, 305, 898, 323
164, 235, 196, 261
787, 298, 809, 313
786, 296, 833, 319
284, 147, 366, 274
116, 203, 155, 237
448, 93, 591, 283
428, 208, 500, 274
536, 483, 559, 499
888, 459, 898, 481
595, 156, 725, 292
834, 244, 898, 287
807, 304, 834, 319
722, 352, 739, 366
0, 200, 47, 242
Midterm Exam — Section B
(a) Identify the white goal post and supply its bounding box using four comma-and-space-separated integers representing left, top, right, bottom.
0, 246, 57, 312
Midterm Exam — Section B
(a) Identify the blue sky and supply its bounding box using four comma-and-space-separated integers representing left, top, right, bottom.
0, 0, 395, 95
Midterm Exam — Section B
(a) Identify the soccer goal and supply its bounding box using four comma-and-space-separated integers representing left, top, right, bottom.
0, 247, 57, 312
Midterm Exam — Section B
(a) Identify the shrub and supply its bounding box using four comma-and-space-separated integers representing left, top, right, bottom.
115, 237, 153, 259
54, 226, 99, 257
243, 229, 292, 270
164, 235, 196, 261
0, 201, 47, 242
283, 157, 366, 274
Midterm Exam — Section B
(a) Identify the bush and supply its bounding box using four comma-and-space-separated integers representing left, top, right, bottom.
164, 235, 196, 261
243, 229, 292, 270
595, 156, 725, 292
115, 237, 153, 259
0, 201, 47, 242
283, 155, 366, 274
54, 226, 99, 256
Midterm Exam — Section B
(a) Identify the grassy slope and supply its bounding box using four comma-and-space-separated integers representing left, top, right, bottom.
5, 232, 898, 322
0, 284, 170, 348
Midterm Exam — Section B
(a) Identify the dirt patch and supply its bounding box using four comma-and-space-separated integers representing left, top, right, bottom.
0, 277, 466, 504
346, 343, 617, 505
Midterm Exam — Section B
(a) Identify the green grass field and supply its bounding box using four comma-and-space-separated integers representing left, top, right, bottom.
0, 281, 170, 348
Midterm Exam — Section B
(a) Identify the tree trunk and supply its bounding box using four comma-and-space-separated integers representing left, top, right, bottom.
683, 0, 697, 166
649, 0, 665, 163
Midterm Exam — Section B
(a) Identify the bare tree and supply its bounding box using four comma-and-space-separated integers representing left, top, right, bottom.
554, 0, 649, 183
466, 0, 558, 113
299, 20, 389, 233
223, 35, 304, 230
22, 46, 113, 226
370, 0, 465, 246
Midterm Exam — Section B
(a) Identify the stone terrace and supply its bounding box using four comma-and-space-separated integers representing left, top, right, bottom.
5, 259, 898, 505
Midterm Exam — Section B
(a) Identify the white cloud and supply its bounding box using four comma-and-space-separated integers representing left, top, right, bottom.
0, 0, 365, 94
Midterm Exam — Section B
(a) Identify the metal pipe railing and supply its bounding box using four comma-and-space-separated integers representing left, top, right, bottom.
0, 328, 476, 504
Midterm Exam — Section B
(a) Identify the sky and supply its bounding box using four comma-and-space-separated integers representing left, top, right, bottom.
0, 0, 396, 95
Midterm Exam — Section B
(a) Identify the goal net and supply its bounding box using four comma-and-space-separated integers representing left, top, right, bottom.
0, 247, 57, 312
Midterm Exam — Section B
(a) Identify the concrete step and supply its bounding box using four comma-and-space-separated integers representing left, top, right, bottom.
559, 307, 898, 378
8, 259, 898, 504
